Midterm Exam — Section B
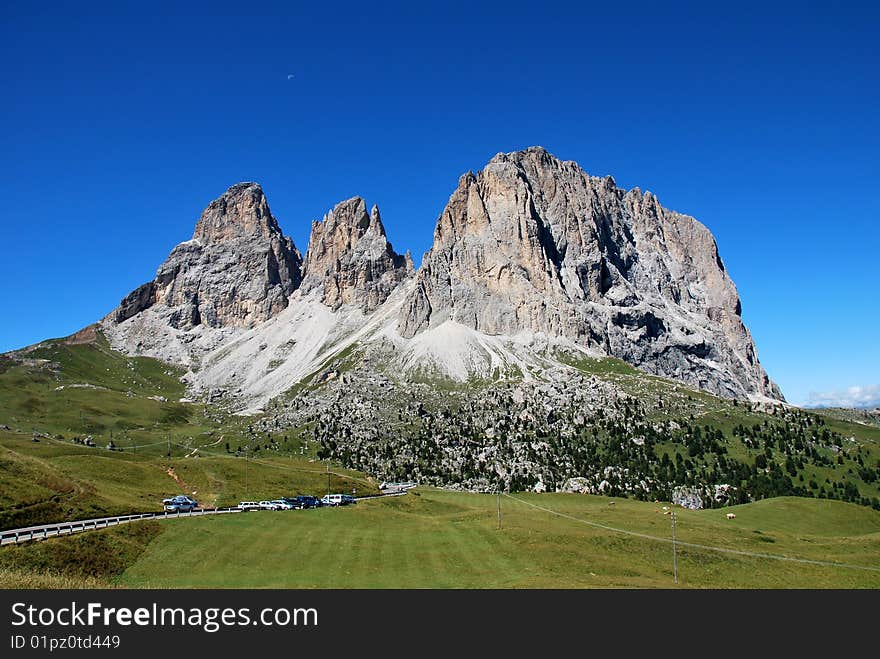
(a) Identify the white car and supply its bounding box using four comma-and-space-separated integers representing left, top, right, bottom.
259, 500, 283, 510
237, 501, 260, 511
270, 499, 294, 510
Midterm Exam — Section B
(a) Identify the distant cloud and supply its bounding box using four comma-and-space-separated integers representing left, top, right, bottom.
287, 74, 295, 80
804, 384, 880, 409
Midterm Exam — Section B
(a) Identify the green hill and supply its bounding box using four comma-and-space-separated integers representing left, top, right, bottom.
2, 489, 877, 589
1, 328, 880, 589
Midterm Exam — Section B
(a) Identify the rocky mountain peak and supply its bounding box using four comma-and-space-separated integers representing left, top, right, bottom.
192, 182, 282, 243
103, 149, 781, 405
109, 182, 302, 331
399, 146, 782, 401
488, 144, 555, 167
300, 197, 411, 312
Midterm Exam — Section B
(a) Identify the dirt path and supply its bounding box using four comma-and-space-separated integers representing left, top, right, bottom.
165, 466, 196, 495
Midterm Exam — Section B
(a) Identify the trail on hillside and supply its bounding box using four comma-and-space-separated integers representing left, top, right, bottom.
164, 466, 195, 495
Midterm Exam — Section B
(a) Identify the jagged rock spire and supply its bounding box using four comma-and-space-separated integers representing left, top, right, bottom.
301, 196, 410, 312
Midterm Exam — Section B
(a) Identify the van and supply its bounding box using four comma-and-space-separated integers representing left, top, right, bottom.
320, 494, 344, 507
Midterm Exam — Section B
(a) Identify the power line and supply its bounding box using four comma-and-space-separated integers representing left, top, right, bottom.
171, 441, 376, 485
502, 493, 880, 574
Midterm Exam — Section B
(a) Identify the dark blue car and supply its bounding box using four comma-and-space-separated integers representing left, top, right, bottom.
284, 495, 322, 509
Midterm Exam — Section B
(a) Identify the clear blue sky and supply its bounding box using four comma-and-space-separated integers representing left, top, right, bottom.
1, 1, 877, 407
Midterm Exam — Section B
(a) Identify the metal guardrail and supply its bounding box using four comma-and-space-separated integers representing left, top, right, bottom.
0, 507, 242, 546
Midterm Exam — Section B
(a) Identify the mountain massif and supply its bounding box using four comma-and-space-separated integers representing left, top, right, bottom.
11, 148, 880, 511
102, 147, 781, 411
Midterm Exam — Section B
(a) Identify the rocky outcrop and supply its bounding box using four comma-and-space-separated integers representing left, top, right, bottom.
672, 486, 704, 510
110, 182, 302, 330
115, 282, 157, 323
300, 197, 412, 312
399, 147, 782, 400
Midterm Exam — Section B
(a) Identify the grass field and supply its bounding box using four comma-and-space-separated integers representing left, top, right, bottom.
0, 430, 376, 530
4, 489, 874, 589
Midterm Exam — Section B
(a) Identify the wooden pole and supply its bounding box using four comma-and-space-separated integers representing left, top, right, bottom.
672, 512, 679, 585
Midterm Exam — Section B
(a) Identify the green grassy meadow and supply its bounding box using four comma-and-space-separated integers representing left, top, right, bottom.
4, 489, 874, 589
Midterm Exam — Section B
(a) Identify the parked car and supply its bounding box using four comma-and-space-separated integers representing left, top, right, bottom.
236, 501, 261, 511
320, 494, 343, 507
163, 495, 197, 512
270, 499, 294, 510
321, 493, 356, 507
259, 500, 284, 510
290, 495, 322, 509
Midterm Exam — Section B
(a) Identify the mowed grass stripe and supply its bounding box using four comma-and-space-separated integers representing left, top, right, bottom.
446, 519, 496, 586
106, 489, 880, 588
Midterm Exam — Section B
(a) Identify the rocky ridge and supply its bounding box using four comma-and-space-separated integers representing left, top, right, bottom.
103, 147, 782, 409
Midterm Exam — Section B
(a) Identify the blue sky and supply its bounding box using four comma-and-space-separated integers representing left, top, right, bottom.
1, 1, 877, 407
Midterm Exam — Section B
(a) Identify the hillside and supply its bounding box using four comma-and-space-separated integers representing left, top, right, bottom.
2, 490, 878, 589
1, 330, 878, 531
0, 335, 375, 530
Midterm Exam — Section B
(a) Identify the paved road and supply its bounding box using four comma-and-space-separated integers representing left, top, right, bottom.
0, 508, 242, 546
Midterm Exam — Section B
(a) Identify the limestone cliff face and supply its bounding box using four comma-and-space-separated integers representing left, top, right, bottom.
103, 149, 781, 403
300, 197, 413, 313
399, 147, 781, 400
113, 182, 302, 330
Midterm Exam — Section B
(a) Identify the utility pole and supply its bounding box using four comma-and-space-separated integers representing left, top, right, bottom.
326, 462, 331, 497
671, 511, 679, 585
497, 487, 502, 530
245, 445, 249, 497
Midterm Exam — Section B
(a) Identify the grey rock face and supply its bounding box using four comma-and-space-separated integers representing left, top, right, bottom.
300, 197, 412, 313
115, 282, 157, 323
399, 147, 782, 400
672, 486, 704, 510
111, 182, 302, 330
